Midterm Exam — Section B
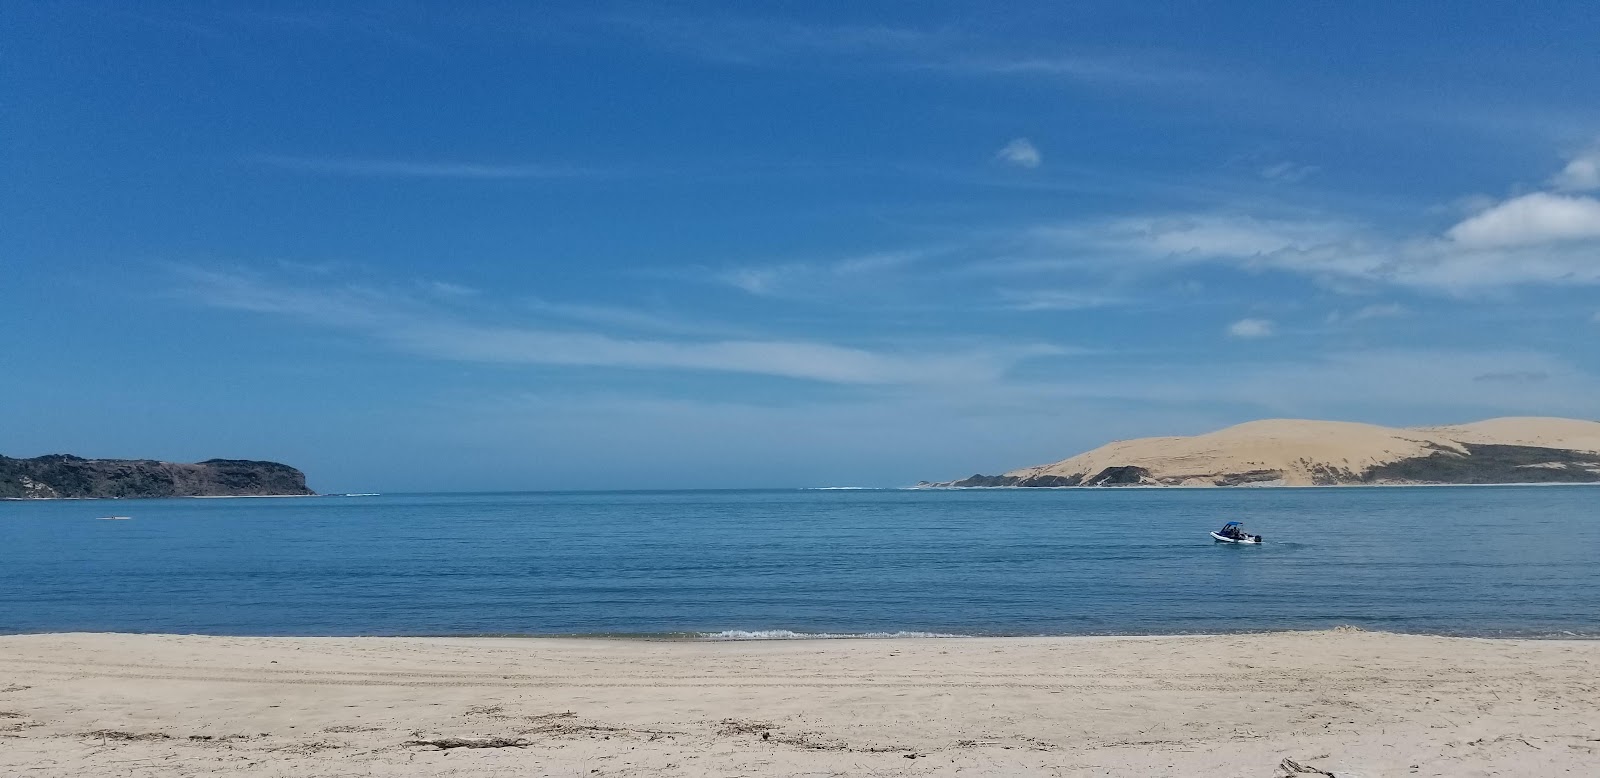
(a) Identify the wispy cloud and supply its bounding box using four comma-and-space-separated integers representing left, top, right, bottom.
715, 250, 932, 299
1227, 318, 1275, 338
930, 55, 1206, 86
1326, 303, 1409, 324
701, 144, 1600, 312
427, 281, 479, 298
994, 288, 1124, 312
598, 15, 940, 66
718, 266, 792, 296
946, 142, 1600, 295
523, 299, 756, 339
600, 14, 1205, 88
995, 138, 1042, 169
1259, 161, 1318, 183
1061, 214, 1360, 260
176, 267, 1062, 386
252, 155, 602, 179
1018, 195, 1600, 293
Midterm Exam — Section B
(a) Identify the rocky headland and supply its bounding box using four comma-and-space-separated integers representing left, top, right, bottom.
923, 417, 1600, 488
0, 455, 314, 499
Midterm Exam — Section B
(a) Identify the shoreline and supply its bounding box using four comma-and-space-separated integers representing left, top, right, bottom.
3, 629, 1596, 776
0, 493, 322, 501
909, 480, 1600, 490
5, 626, 1599, 641
9, 482, 1600, 501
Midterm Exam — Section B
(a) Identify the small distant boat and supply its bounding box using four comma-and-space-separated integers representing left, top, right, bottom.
96, 516, 132, 521
1210, 521, 1262, 544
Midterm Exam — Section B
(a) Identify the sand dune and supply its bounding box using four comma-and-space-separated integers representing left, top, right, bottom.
1422, 416, 1600, 453
2, 631, 1596, 777
933, 416, 1600, 487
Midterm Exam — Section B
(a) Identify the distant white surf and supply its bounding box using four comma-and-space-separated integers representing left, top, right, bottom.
701, 629, 968, 640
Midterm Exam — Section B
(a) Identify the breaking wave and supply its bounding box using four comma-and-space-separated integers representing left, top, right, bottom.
700, 629, 969, 640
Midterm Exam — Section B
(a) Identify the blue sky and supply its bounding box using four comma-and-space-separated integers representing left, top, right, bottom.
5, 1, 1600, 491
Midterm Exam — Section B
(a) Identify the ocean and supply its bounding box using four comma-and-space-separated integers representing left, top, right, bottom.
2, 487, 1596, 637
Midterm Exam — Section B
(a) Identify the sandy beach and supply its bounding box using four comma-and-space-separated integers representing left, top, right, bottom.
1, 631, 1596, 776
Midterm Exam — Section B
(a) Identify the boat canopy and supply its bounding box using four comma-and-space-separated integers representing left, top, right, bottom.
1220, 521, 1242, 529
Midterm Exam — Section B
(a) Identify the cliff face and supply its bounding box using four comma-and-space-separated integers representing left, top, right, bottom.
0, 455, 314, 499
923, 417, 1600, 488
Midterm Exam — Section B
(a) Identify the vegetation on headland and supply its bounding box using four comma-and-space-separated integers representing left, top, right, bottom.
0, 454, 314, 499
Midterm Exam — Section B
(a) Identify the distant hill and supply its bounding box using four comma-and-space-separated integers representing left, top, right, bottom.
924, 417, 1600, 488
0, 455, 314, 499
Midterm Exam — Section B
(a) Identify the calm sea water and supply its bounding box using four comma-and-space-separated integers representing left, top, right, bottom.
2, 487, 1596, 637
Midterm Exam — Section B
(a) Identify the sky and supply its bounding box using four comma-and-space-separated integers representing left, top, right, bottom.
4, 1, 1600, 492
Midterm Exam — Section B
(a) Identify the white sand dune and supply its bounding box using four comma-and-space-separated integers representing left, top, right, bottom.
2, 631, 1597, 776
997, 416, 1600, 487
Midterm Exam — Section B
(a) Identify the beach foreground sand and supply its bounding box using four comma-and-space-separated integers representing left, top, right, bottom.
1, 631, 1596, 776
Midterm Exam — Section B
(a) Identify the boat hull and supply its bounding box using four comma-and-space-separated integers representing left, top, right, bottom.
1210, 531, 1261, 544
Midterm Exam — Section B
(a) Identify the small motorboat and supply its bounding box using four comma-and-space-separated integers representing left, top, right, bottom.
1210, 521, 1262, 544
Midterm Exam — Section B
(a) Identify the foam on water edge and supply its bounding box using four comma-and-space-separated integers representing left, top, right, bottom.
701, 629, 970, 640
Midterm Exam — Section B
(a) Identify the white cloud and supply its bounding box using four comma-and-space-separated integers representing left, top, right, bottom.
1551, 148, 1600, 192
1016, 201, 1600, 293
1446, 192, 1600, 247
996, 138, 1042, 169
177, 267, 1063, 386
1227, 318, 1275, 338
992, 143, 1600, 292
